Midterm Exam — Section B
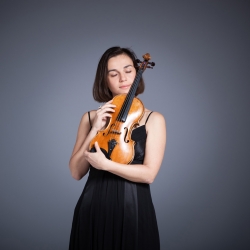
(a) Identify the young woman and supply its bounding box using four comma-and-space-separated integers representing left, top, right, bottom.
69, 47, 166, 250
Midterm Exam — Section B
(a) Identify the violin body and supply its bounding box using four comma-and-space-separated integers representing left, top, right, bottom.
89, 94, 144, 164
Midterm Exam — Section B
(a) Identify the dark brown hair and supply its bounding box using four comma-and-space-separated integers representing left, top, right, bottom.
93, 46, 145, 102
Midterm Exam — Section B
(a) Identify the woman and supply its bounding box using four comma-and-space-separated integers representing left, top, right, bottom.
69, 46, 166, 250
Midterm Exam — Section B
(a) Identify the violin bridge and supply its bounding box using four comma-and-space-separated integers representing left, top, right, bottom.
108, 139, 118, 158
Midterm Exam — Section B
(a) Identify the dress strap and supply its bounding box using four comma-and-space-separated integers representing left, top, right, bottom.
88, 111, 92, 129
145, 111, 153, 125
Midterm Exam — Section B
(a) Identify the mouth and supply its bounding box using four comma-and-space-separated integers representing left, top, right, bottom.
119, 84, 131, 89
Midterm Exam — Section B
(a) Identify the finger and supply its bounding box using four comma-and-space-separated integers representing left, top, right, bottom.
102, 114, 112, 120
102, 101, 116, 108
94, 141, 101, 152
95, 142, 103, 154
99, 108, 116, 113
103, 102, 116, 107
106, 100, 113, 104
104, 105, 116, 109
98, 113, 112, 120
96, 112, 113, 119
97, 100, 114, 110
97, 107, 115, 114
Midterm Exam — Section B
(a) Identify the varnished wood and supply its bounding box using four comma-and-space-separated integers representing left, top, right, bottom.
89, 95, 144, 164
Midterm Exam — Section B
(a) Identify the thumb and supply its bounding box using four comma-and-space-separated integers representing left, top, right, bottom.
94, 141, 101, 152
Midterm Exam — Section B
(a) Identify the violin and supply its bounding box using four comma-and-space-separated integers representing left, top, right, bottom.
89, 53, 155, 164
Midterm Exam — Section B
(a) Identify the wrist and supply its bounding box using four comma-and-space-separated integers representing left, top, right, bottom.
90, 127, 99, 134
102, 158, 111, 171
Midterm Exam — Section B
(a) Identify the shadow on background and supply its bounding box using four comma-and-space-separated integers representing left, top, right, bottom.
0, 1, 249, 249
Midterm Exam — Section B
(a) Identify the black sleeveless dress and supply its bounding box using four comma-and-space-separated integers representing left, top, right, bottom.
69, 113, 160, 250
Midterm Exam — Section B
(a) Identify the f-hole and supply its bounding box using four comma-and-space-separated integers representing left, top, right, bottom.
103, 123, 115, 136
124, 127, 129, 143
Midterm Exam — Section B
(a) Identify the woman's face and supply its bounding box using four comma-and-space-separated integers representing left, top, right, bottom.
106, 54, 136, 97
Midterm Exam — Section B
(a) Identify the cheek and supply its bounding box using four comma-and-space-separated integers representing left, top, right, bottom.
131, 69, 137, 79
107, 78, 116, 91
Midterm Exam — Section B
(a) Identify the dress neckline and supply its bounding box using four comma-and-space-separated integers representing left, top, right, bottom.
132, 125, 146, 132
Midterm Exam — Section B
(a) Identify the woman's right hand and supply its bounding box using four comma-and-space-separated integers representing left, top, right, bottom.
91, 100, 116, 131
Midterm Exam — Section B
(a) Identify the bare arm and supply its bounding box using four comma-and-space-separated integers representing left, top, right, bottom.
69, 112, 97, 180
84, 112, 166, 183
69, 101, 116, 180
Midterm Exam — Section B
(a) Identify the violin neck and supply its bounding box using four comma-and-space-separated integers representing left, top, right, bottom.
117, 69, 143, 122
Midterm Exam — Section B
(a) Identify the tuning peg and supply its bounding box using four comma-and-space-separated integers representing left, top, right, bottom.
149, 62, 155, 66
136, 59, 142, 64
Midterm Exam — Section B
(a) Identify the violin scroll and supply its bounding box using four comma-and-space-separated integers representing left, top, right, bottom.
143, 53, 151, 60
136, 53, 155, 71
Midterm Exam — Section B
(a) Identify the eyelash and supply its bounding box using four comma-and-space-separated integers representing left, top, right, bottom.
110, 71, 132, 77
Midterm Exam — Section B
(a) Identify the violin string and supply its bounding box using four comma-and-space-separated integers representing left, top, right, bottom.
123, 68, 143, 122
112, 80, 132, 142
113, 72, 136, 141
114, 68, 143, 138
111, 65, 144, 146
117, 75, 136, 122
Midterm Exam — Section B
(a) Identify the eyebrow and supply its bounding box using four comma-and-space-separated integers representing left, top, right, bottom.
107, 64, 133, 73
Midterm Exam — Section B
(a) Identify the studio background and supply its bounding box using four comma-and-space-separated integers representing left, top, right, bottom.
1, 1, 249, 249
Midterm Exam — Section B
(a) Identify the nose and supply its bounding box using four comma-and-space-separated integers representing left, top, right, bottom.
119, 72, 127, 82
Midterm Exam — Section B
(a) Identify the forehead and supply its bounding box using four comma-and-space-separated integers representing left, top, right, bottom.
107, 54, 133, 69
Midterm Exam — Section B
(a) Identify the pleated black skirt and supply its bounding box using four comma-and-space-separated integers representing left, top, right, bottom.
69, 126, 160, 250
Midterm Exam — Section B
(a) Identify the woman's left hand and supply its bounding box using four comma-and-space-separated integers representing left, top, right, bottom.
84, 142, 108, 170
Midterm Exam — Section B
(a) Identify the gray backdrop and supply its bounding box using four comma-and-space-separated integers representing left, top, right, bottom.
1, 1, 249, 249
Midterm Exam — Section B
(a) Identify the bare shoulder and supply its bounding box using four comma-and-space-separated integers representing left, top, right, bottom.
83, 110, 97, 130
78, 110, 95, 135
145, 111, 166, 132
70, 111, 92, 157
88, 110, 97, 122
144, 109, 166, 124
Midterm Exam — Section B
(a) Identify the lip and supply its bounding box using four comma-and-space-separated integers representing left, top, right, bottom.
119, 84, 131, 89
